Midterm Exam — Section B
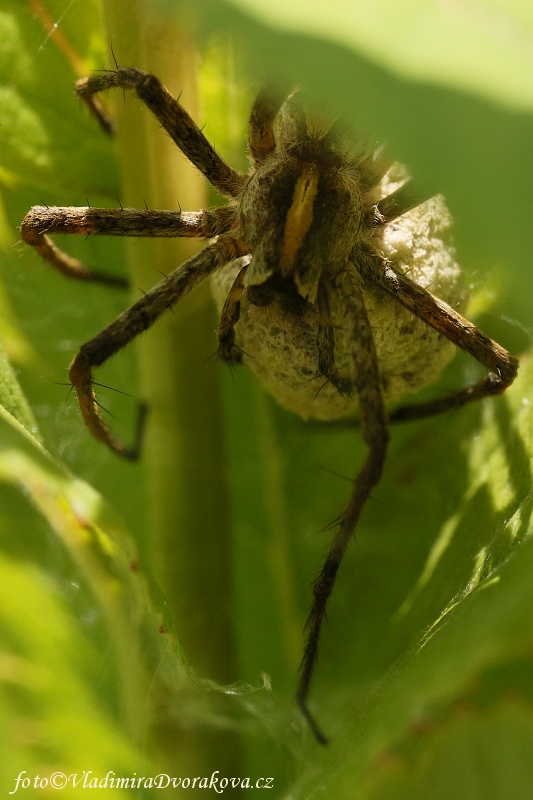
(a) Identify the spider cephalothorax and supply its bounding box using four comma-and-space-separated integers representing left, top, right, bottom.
240, 95, 373, 297
20, 69, 518, 743
213, 93, 467, 419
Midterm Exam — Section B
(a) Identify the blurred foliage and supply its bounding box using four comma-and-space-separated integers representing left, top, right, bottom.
0, 0, 532, 798
182, 0, 533, 325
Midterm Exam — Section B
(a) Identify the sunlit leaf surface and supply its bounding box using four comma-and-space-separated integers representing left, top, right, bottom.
1, 1, 532, 797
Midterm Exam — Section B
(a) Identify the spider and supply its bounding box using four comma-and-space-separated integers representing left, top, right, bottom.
20, 68, 518, 744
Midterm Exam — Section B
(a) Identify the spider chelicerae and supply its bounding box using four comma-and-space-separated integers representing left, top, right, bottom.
20, 67, 518, 743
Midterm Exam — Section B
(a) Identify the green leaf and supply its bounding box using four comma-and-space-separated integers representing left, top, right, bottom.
218, 0, 533, 111
0, 337, 38, 434
0, 0, 117, 195
0, 403, 159, 796
1, 1, 532, 797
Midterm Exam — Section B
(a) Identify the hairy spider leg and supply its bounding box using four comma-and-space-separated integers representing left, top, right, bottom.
299, 248, 517, 743
248, 86, 287, 166
68, 235, 245, 458
216, 259, 250, 363
375, 180, 432, 224
366, 261, 519, 417
75, 68, 246, 198
307, 185, 518, 432
316, 280, 354, 396
297, 269, 389, 744
20, 206, 234, 284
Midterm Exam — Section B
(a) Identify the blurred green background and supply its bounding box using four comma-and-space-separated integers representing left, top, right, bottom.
1, 0, 533, 797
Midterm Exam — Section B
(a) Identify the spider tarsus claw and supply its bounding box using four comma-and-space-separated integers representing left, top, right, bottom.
297, 700, 329, 746
86, 271, 129, 289
102, 402, 147, 462
125, 401, 149, 461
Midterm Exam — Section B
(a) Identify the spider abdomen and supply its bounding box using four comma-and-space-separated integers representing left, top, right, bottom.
212, 191, 466, 420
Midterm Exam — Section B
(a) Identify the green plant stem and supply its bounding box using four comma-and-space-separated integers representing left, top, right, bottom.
99, 0, 239, 774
